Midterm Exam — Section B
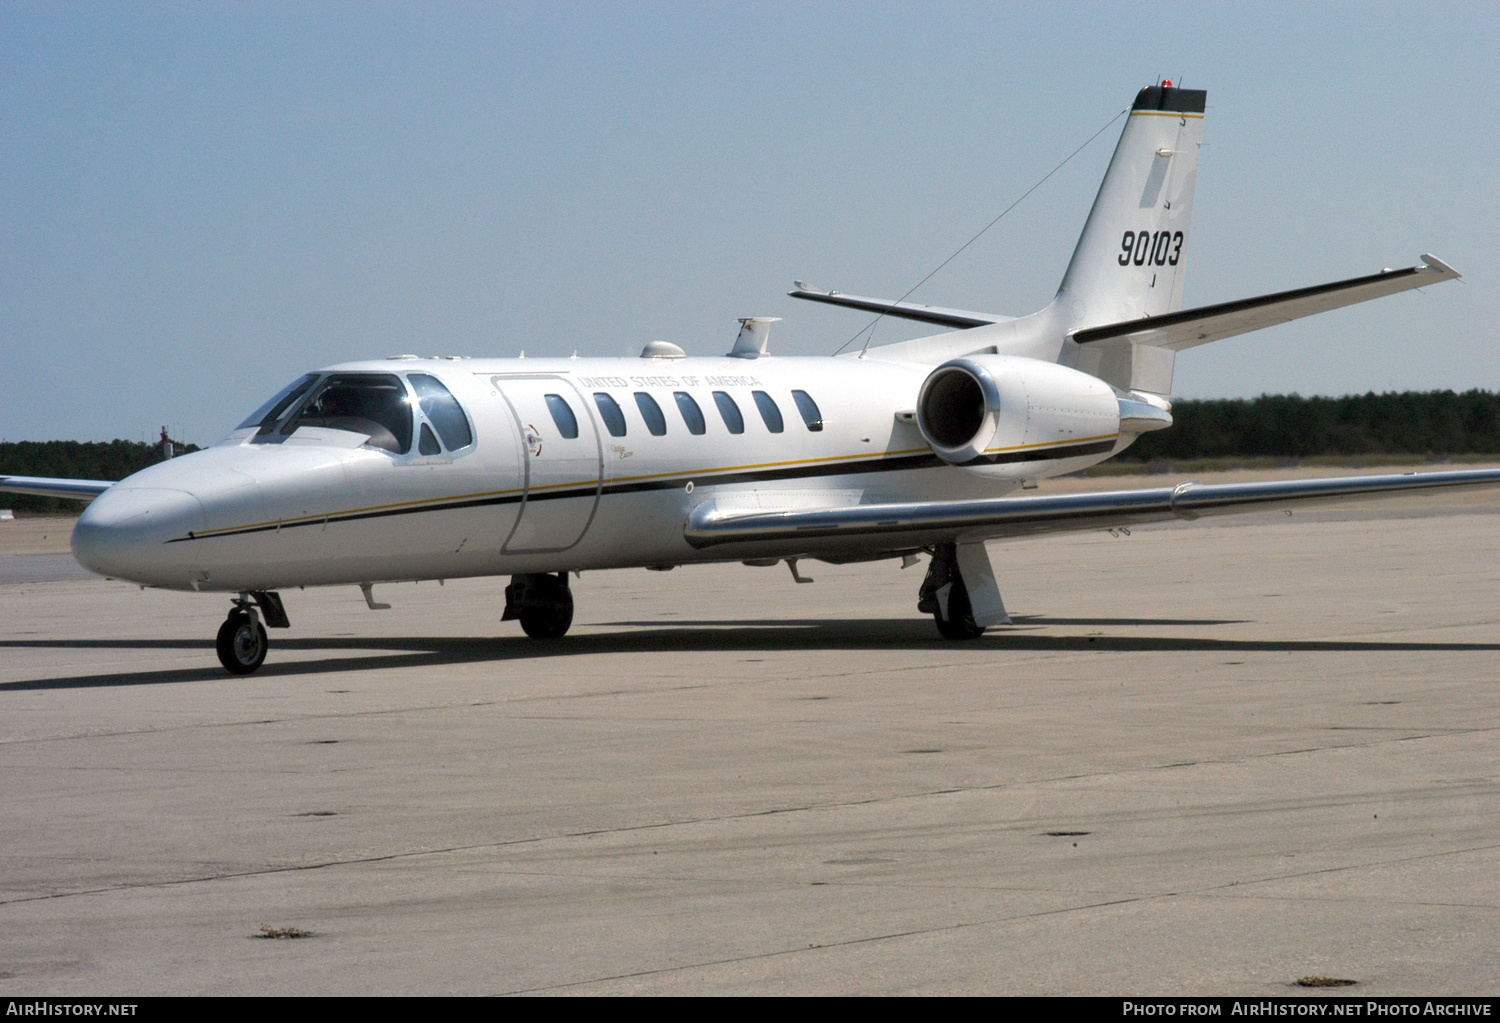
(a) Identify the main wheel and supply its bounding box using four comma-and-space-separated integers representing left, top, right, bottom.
216, 611, 269, 674
519, 588, 573, 639
933, 578, 985, 641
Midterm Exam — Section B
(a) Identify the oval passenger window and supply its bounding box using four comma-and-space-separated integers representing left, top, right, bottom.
713, 392, 745, 435
752, 391, 784, 433
674, 392, 706, 436
634, 392, 667, 436
594, 393, 627, 438
545, 394, 579, 439
792, 390, 824, 432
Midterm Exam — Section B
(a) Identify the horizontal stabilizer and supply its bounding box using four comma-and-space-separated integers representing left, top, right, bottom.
1071, 255, 1460, 351
0, 476, 114, 501
788, 283, 1007, 330
685, 467, 1500, 548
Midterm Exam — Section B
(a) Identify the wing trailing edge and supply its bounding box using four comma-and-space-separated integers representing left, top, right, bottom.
685, 467, 1500, 549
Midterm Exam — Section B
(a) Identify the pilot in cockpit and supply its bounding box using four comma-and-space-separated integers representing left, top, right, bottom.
291, 377, 411, 454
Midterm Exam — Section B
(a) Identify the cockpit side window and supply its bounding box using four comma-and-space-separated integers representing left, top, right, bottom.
238, 374, 320, 431
408, 373, 474, 450
282, 373, 414, 454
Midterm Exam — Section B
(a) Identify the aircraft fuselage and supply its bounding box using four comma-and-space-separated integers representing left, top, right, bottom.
70, 354, 1127, 592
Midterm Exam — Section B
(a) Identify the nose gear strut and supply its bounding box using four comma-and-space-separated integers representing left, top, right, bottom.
214, 591, 288, 675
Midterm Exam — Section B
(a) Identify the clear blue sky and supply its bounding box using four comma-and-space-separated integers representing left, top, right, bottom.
4, 1, 1497, 443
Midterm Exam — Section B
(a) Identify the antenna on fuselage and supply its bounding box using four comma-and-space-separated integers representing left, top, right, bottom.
728, 318, 780, 359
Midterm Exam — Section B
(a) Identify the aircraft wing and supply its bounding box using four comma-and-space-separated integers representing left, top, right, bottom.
0, 476, 115, 501
1070, 255, 1460, 352
787, 283, 1008, 330
684, 468, 1500, 549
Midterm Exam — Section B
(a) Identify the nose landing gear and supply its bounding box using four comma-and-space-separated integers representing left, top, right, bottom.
217, 603, 268, 675
215, 591, 289, 675
502, 572, 575, 639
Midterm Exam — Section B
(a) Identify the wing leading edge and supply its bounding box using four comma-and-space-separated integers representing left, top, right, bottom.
1070, 255, 1460, 352
787, 283, 1009, 330
0, 476, 114, 501
685, 468, 1500, 549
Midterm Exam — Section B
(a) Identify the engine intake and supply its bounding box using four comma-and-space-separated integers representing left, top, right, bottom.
915, 356, 1123, 478
920, 366, 991, 449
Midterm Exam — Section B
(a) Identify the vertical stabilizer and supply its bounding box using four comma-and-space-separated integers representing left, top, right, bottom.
857, 84, 1208, 384
1057, 85, 1205, 331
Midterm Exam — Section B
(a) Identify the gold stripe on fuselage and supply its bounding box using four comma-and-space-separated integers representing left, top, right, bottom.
188, 434, 1102, 539
980, 432, 1118, 454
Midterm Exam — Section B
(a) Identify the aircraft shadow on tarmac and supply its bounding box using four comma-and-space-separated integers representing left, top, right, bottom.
3, 618, 1499, 691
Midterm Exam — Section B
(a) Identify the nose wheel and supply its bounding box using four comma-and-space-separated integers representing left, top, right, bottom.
214, 592, 287, 674
217, 609, 268, 674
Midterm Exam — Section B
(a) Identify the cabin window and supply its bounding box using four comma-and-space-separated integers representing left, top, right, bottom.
712, 392, 745, 435
751, 391, 784, 433
634, 392, 667, 436
674, 392, 706, 436
239, 374, 319, 431
418, 423, 441, 455
281, 373, 414, 454
408, 374, 473, 450
792, 390, 824, 432
594, 393, 627, 438
544, 394, 579, 439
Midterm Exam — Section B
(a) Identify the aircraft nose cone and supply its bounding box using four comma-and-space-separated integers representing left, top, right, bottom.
72, 487, 206, 586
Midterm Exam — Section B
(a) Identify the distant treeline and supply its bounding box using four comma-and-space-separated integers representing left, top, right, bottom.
1124, 390, 1500, 462
1, 439, 200, 513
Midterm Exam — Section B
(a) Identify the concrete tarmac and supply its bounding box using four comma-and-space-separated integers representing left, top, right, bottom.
1, 473, 1497, 996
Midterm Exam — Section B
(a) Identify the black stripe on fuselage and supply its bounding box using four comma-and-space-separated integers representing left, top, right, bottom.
962, 438, 1117, 466
165, 441, 1100, 544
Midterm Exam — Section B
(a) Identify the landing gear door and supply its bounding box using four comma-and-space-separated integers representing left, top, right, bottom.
492, 376, 603, 553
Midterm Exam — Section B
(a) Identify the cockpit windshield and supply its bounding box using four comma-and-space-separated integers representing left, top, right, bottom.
236, 374, 320, 431
280, 374, 414, 454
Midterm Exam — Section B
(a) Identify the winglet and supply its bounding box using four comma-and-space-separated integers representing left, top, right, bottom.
1419, 253, 1460, 278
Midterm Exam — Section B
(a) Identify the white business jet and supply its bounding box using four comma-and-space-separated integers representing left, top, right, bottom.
5, 83, 1496, 675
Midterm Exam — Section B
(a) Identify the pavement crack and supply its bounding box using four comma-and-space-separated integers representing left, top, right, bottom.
490, 894, 1148, 995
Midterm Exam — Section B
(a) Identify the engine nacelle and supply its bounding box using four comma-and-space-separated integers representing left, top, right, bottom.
915, 355, 1122, 479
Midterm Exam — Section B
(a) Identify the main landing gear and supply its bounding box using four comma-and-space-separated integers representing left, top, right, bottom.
215, 591, 289, 675
917, 542, 1009, 641
502, 572, 575, 639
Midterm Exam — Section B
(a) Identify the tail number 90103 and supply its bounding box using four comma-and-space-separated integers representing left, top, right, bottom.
1118, 230, 1183, 267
